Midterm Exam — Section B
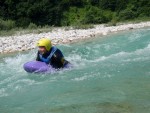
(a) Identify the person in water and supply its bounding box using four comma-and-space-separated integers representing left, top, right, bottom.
36, 38, 69, 69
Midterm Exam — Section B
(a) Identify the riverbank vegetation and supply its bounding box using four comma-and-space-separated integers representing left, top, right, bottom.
0, 0, 150, 32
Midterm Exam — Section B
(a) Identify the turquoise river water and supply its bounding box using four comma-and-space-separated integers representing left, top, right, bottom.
0, 27, 150, 113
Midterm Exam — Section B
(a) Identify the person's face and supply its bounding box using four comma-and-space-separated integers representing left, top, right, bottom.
38, 46, 47, 54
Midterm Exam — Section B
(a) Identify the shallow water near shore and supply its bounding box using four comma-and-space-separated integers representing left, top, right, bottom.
0, 28, 150, 113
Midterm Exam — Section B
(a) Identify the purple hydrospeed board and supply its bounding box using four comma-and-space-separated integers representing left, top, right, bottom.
23, 61, 53, 73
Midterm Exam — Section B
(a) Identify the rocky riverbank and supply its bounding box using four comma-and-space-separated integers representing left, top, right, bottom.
0, 21, 150, 54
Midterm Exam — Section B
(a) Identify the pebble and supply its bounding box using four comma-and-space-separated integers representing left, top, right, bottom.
0, 22, 150, 54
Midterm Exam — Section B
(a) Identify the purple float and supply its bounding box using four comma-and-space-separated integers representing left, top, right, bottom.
23, 61, 72, 73
23, 61, 54, 73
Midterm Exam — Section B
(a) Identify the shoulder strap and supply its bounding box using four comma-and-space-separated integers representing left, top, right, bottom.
47, 46, 57, 61
39, 46, 57, 64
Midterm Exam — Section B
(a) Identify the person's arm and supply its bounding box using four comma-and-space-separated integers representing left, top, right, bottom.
36, 51, 40, 61
53, 49, 65, 65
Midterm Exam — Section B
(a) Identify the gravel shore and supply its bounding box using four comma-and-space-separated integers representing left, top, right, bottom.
0, 21, 150, 54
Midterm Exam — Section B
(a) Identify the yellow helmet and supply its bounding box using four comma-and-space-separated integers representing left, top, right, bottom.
37, 38, 52, 51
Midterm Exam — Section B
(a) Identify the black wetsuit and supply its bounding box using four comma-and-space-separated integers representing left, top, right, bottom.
36, 47, 69, 69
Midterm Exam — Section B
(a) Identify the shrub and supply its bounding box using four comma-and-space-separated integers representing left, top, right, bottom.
119, 9, 137, 20
138, 7, 150, 17
61, 7, 86, 26
28, 23, 37, 29
82, 6, 108, 24
16, 17, 31, 27
0, 19, 15, 30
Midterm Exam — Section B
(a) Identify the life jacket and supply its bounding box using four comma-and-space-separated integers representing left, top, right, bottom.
39, 46, 57, 64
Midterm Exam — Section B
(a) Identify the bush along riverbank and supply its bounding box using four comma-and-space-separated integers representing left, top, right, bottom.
0, 0, 150, 29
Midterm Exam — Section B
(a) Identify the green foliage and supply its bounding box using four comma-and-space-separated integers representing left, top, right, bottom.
28, 23, 37, 29
16, 17, 31, 27
119, 9, 137, 20
61, 7, 86, 26
0, 19, 15, 30
61, 6, 113, 25
83, 6, 112, 24
107, 20, 117, 26
83, 6, 106, 24
0, 0, 150, 29
138, 7, 150, 17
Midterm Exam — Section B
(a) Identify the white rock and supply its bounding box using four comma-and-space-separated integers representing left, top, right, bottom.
0, 21, 150, 54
